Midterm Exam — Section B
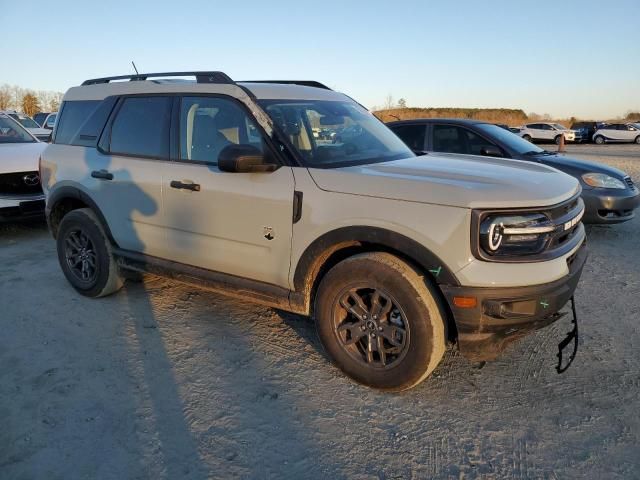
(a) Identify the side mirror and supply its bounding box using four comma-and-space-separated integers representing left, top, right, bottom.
218, 144, 278, 173
480, 146, 503, 157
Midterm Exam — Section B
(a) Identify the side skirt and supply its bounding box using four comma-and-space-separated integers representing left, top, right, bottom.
113, 249, 309, 316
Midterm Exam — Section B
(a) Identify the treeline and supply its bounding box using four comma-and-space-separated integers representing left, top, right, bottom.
0, 84, 64, 116
374, 107, 528, 125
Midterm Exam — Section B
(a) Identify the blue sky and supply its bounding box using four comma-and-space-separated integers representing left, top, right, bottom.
3, 0, 639, 118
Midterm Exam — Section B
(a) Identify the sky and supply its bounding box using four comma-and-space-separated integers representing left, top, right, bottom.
2, 0, 639, 119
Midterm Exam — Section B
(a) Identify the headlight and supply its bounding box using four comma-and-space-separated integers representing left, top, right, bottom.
582, 173, 626, 189
479, 213, 554, 258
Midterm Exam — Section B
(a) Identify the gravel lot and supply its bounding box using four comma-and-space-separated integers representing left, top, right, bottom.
1, 144, 639, 479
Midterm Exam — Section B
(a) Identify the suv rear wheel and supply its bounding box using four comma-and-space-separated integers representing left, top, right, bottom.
56, 208, 124, 298
594, 135, 605, 144
522, 134, 532, 142
635, 136, 640, 145
314, 252, 446, 391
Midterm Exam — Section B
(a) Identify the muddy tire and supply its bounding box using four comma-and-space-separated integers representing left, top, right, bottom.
56, 208, 123, 298
314, 252, 446, 391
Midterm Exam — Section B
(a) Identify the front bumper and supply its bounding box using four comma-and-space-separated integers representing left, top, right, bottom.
581, 187, 640, 224
0, 194, 46, 222
441, 241, 587, 361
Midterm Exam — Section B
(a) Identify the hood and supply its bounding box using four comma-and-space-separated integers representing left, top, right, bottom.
0, 142, 47, 174
308, 153, 580, 209
535, 153, 629, 179
26, 127, 51, 136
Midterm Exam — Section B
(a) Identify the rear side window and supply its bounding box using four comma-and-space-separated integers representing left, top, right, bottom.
55, 102, 99, 144
390, 124, 426, 151
109, 97, 171, 159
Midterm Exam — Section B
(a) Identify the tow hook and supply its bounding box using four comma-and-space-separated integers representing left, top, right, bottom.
556, 297, 579, 374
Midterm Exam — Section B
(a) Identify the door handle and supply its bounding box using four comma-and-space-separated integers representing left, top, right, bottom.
91, 169, 113, 180
170, 180, 201, 192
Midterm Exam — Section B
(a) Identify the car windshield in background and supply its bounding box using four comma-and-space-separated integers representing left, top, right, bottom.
10, 113, 40, 129
258, 99, 414, 168
476, 123, 545, 155
552, 123, 566, 130
0, 115, 35, 143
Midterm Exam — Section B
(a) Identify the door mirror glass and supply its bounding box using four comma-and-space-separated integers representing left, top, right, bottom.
218, 144, 278, 173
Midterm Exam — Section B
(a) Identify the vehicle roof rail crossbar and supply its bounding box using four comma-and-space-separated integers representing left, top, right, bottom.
241, 80, 332, 90
81, 71, 235, 86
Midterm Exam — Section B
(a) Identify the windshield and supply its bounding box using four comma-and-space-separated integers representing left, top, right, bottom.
258, 99, 414, 168
0, 115, 35, 143
476, 123, 544, 155
552, 123, 567, 130
9, 113, 40, 129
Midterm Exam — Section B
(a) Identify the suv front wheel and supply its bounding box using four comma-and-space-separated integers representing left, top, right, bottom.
314, 252, 446, 391
56, 208, 124, 298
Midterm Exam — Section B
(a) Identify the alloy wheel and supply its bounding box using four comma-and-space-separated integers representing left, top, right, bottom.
64, 229, 98, 283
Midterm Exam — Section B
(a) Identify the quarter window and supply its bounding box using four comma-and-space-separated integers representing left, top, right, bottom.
109, 97, 171, 158
55, 101, 100, 145
180, 96, 264, 165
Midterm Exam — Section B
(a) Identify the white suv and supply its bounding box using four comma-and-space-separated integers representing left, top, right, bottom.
593, 123, 640, 144
41, 71, 587, 390
519, 122, 576, 144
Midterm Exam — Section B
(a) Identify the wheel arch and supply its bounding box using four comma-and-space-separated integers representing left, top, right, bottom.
292, 226, 460, 341
46, 186, 116, 245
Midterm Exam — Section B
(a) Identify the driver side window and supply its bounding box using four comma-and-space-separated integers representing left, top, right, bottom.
180, 97, 265, 165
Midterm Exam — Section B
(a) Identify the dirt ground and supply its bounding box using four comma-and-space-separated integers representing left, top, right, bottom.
1, 144, 639, 479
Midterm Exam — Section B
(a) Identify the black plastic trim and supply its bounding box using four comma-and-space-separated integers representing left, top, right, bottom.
82, 71, 235, 86
292, 226, 460, 291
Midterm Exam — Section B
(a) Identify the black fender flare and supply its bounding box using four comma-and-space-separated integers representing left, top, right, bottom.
46, 185, 117, 245
292, 226, 460, 293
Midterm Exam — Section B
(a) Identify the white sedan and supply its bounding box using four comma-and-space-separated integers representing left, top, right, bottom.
593, 123, 640, 144
518, 122, 576, 144
0, 114, 47, 221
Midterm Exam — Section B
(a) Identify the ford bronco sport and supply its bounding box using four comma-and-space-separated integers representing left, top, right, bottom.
41, 71, 587, 391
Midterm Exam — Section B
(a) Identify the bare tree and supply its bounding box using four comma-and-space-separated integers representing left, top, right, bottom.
397, 98, 407, 109
49, 92, 63, 112
383, 94, 395, 110
0, 84, 12, 110
21, 92, 40, 117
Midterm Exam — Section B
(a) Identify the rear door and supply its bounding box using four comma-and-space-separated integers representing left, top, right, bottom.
161, 95, 295, 289
90, 96, 169, 257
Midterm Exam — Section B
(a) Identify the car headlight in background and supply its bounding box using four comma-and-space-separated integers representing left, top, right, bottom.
479, 213, 554, 257
582, 173, 626, 189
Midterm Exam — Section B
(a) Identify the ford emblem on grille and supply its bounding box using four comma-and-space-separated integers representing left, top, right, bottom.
23, 173, 40, 186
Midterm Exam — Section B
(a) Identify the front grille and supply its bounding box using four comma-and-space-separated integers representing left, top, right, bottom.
0, 171, 43, 196
624, 176, 635, 190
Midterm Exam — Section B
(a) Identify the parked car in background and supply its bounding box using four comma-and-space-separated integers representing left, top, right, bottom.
2, 110, 51, 142
41, 112, 58, 130
41, 70, 588, 391
518, 122, 576, 144
0, 113, 47, 221
33, 112, 51, 127
570, 121, 602, 143
387, 118, 639, 224
593, 123, 640, 144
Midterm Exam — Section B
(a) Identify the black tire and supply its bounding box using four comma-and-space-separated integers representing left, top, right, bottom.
635, 136, 640, 145
314, 252, 446, 391
56, 208, 123, 298
523, 134, 532, 142
594, 135, 605, 145
554, 135, 562, 145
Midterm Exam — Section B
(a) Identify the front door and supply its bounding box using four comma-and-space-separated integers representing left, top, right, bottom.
161, 96, 295, 289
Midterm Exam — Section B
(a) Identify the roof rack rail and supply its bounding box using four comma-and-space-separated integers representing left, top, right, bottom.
81, 71, 235, 86
241, 80, 332, 91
